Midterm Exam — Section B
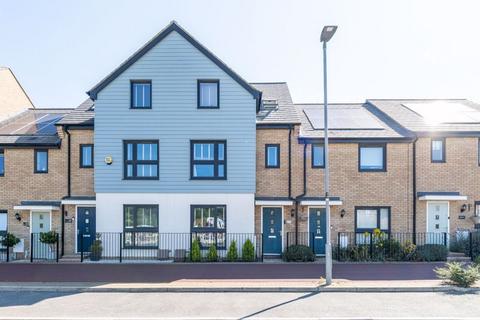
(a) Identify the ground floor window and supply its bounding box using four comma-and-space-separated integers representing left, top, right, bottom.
123, 205, 158, 248
355, 207, 390, 233
191, 205, 226, 248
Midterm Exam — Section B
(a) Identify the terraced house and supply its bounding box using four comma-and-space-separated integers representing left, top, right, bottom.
1, 22, 480, 261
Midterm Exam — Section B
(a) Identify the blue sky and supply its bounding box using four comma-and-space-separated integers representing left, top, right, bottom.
1, 0, 479, 108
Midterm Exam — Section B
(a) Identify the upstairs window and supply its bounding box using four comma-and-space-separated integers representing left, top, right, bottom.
191, 141, 226, 179
34, 149, 48, 173
265, 144, 280, 168
198, 80, 219, 108
431, 138, 445, 163
131, 80, 152, 109
80, 144, 94, 168
359, 144, 386, 172
0, 149, 4, 176
312, 144, 325, 168
124, 141, 159, 180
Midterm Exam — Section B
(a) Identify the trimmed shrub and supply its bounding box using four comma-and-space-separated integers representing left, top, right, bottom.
190, 238, 201, 262
226, 240, 238, 262
435, 262, 480, 287
207, 244, 218, 262
0, 233, 20, 248
242, 239, 255, 262
415, 244, 448, 262
40, 231, 57, 244
474, 255, 480, 267
283, 245, 315, 262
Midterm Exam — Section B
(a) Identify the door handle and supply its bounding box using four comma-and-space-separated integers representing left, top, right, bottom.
268, 235, 276, 239
315, 236, 323, 239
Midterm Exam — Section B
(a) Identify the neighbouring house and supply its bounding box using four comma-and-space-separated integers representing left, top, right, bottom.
253, 82, 416, 255
367, 99, 480, 238
0, 67, 34, 122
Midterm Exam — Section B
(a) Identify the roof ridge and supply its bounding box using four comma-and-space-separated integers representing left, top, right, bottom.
367, 98, 468, 101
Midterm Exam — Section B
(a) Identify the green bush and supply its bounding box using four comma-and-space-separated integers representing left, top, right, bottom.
415, 244, 448, 262
0, 233, 20, 247
474, 255, 480, 267
89, 238, 102, 261
207, 244, 218, 262
242, 239, 255, 262
335, 245, 370, 262
39, 231, 57, 244
449, 236, 469, 253
283, 245, 315, 262
226, 240, 238, 262
190, 238, 201, 262
435, 262, 480, 287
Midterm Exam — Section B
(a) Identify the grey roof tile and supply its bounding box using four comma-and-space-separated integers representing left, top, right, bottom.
367, 99, 480, 133
252, 82, 301, 124
295, 103, 413, 140
56, 99, 94, 126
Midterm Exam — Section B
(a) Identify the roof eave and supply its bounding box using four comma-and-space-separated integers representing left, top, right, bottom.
87, 21, 261, 104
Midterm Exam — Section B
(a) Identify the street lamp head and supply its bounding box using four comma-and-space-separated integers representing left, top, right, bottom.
321, 25, 338, 42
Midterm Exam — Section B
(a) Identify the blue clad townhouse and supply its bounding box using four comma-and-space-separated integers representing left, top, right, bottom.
86, 21, 261, 250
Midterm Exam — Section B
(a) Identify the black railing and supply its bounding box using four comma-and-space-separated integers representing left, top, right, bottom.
335, 232, 452, 262
79, 232, 263, 262
30, 232, 59, 262
0, 233, 9, 262
286, 232, 315, 251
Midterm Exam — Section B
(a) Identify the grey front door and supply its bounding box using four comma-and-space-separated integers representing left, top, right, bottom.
77, 207, 96, 252
427, 202, 449, 244
31, 211, 51, 259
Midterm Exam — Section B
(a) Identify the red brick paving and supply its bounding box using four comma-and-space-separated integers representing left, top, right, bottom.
0, 263, 444, 283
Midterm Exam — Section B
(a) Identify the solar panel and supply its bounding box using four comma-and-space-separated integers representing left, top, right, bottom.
304, 107, 384, 130
403, 102, 480, 124
0, 112, 64, 135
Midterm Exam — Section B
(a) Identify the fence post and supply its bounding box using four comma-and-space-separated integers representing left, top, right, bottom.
30, 233, 34, 263
261, 233, 264, 262
369, 233, 373, 260
469, 232, 473, 261
6, 237, 9, 262
443, 232, 447, 247
336, 233, 340, 261
119, 233, 123, 263
286, 232, 290, 249
80, 233, 84, 263
56, 233, 59, 263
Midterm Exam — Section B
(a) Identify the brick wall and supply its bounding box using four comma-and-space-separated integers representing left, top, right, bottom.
69, 129, 95, 196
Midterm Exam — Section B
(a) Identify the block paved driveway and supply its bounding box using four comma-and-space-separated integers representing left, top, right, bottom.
0, 262, 444, 282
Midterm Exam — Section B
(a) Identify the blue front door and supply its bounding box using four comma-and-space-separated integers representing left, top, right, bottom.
77, 207, 96, 252
309, 208, 326, 255
263, 207, 282, 255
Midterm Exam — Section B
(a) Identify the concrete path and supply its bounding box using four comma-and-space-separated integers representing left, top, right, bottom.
0, 262, 445, 282
0, 291, 479, 319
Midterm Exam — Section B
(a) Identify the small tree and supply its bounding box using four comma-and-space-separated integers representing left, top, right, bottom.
190, 238, 201, 262
226, 240, 238, 262
242, 239, 255, 262
207, 244, 218, 262
1, 233, 20, 248
39, 231, 57, 244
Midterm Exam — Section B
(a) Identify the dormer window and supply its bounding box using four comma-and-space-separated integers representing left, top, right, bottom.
198, 80, 219, 108
262, 99, 278, 110
131, 80, 152, 109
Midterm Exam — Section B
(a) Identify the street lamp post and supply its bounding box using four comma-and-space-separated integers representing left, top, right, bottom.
320, 25, 337, 286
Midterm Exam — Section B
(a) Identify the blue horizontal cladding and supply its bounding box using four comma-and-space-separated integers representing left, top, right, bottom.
94, 30, 256, 193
